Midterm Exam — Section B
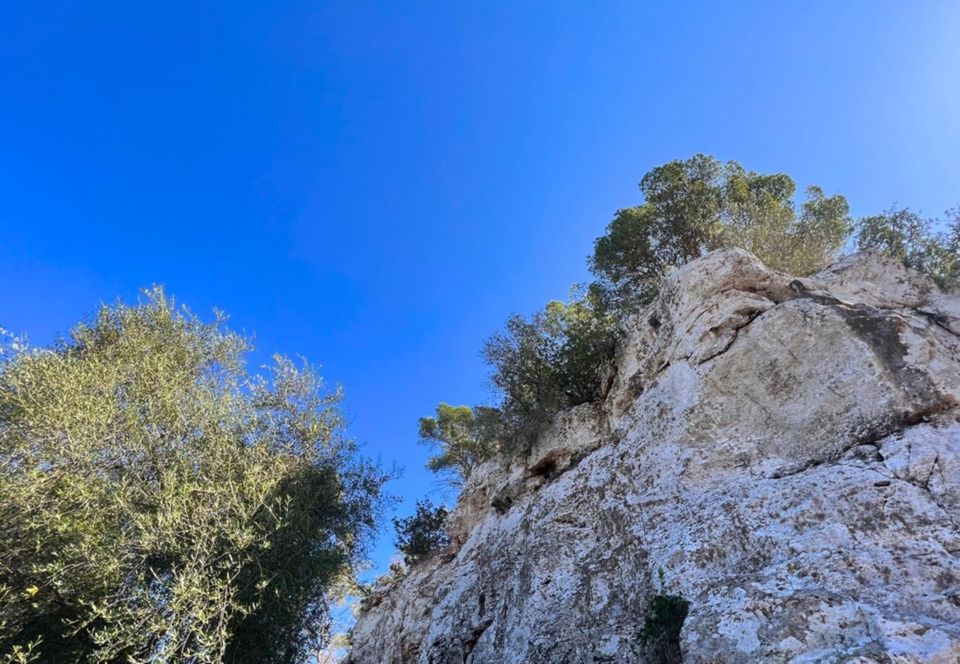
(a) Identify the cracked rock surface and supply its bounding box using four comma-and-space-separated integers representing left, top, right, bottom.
349, 249, 960, 663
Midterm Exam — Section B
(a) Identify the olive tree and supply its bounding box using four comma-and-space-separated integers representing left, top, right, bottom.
0, 288, 388, 663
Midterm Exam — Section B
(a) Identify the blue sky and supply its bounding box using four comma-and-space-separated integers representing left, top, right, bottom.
2, 1, 958, 574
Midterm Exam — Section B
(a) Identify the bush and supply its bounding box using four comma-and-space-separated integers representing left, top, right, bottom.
590, 154, 852, 315
0, 288, 388, 663
418, 404, 501, 486
856, 207, 960, 291
638, 594, 690, 664
392, 500, 451, 565
636, 569, 690, 664
482, 294, 617, 453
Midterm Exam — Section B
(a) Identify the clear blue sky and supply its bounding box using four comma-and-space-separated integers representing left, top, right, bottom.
2, 1, 958, 574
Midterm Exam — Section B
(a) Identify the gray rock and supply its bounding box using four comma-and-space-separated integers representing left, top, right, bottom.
349, 250, 960, 664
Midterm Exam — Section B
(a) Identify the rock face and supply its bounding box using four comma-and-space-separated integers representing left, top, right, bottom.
349, 250, 960, 663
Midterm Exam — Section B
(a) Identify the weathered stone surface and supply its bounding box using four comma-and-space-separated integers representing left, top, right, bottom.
349, 250, 960, 663
814, 249, 937, 309
445, 456, 528, 546
527, 402, 609, 477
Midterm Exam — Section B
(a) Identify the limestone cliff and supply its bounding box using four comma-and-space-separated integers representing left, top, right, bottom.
350, 249, 960, 663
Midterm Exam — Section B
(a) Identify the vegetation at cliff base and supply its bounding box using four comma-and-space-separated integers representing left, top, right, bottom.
0, 289, 388, 663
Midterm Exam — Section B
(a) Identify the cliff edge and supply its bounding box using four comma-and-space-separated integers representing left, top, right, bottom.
350, 249, 960, 663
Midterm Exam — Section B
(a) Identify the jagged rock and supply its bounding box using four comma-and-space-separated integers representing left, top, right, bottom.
349, 250, 960, 663
528, 402, 608, 477
446, 456, 528, 545
815, 249, 937, 309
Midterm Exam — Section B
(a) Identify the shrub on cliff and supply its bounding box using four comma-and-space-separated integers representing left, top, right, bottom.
482, 294, 617, 453
418, 404, 501, 487
0, 288, 388, 663
393, 500, 451, 565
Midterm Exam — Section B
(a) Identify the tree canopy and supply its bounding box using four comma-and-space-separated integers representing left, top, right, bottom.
392, 500, 451, 566
856, 207, 960, 291
590, 154, 852, 313
0, 289, 388, 663
418, 404, 500, 486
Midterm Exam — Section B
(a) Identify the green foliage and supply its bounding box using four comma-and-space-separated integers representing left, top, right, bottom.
591, 154, 852, 314
0, 288, 388, 663
392, 500, 451, 566
638, 594, 690, 663
482, 294, 618, 453
0, 586, 40, 664
636, 569, 690, 664
418, 404, 500, 486
856, 207, 960, 291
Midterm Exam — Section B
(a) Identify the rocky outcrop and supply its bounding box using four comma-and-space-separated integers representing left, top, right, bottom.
350, 249, 960, 663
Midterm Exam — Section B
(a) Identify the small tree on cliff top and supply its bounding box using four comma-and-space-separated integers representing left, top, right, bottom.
590, 154, 852, 314
392, 500, 451, 565
856, 206, 960, 291
418, 404, 501, 486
